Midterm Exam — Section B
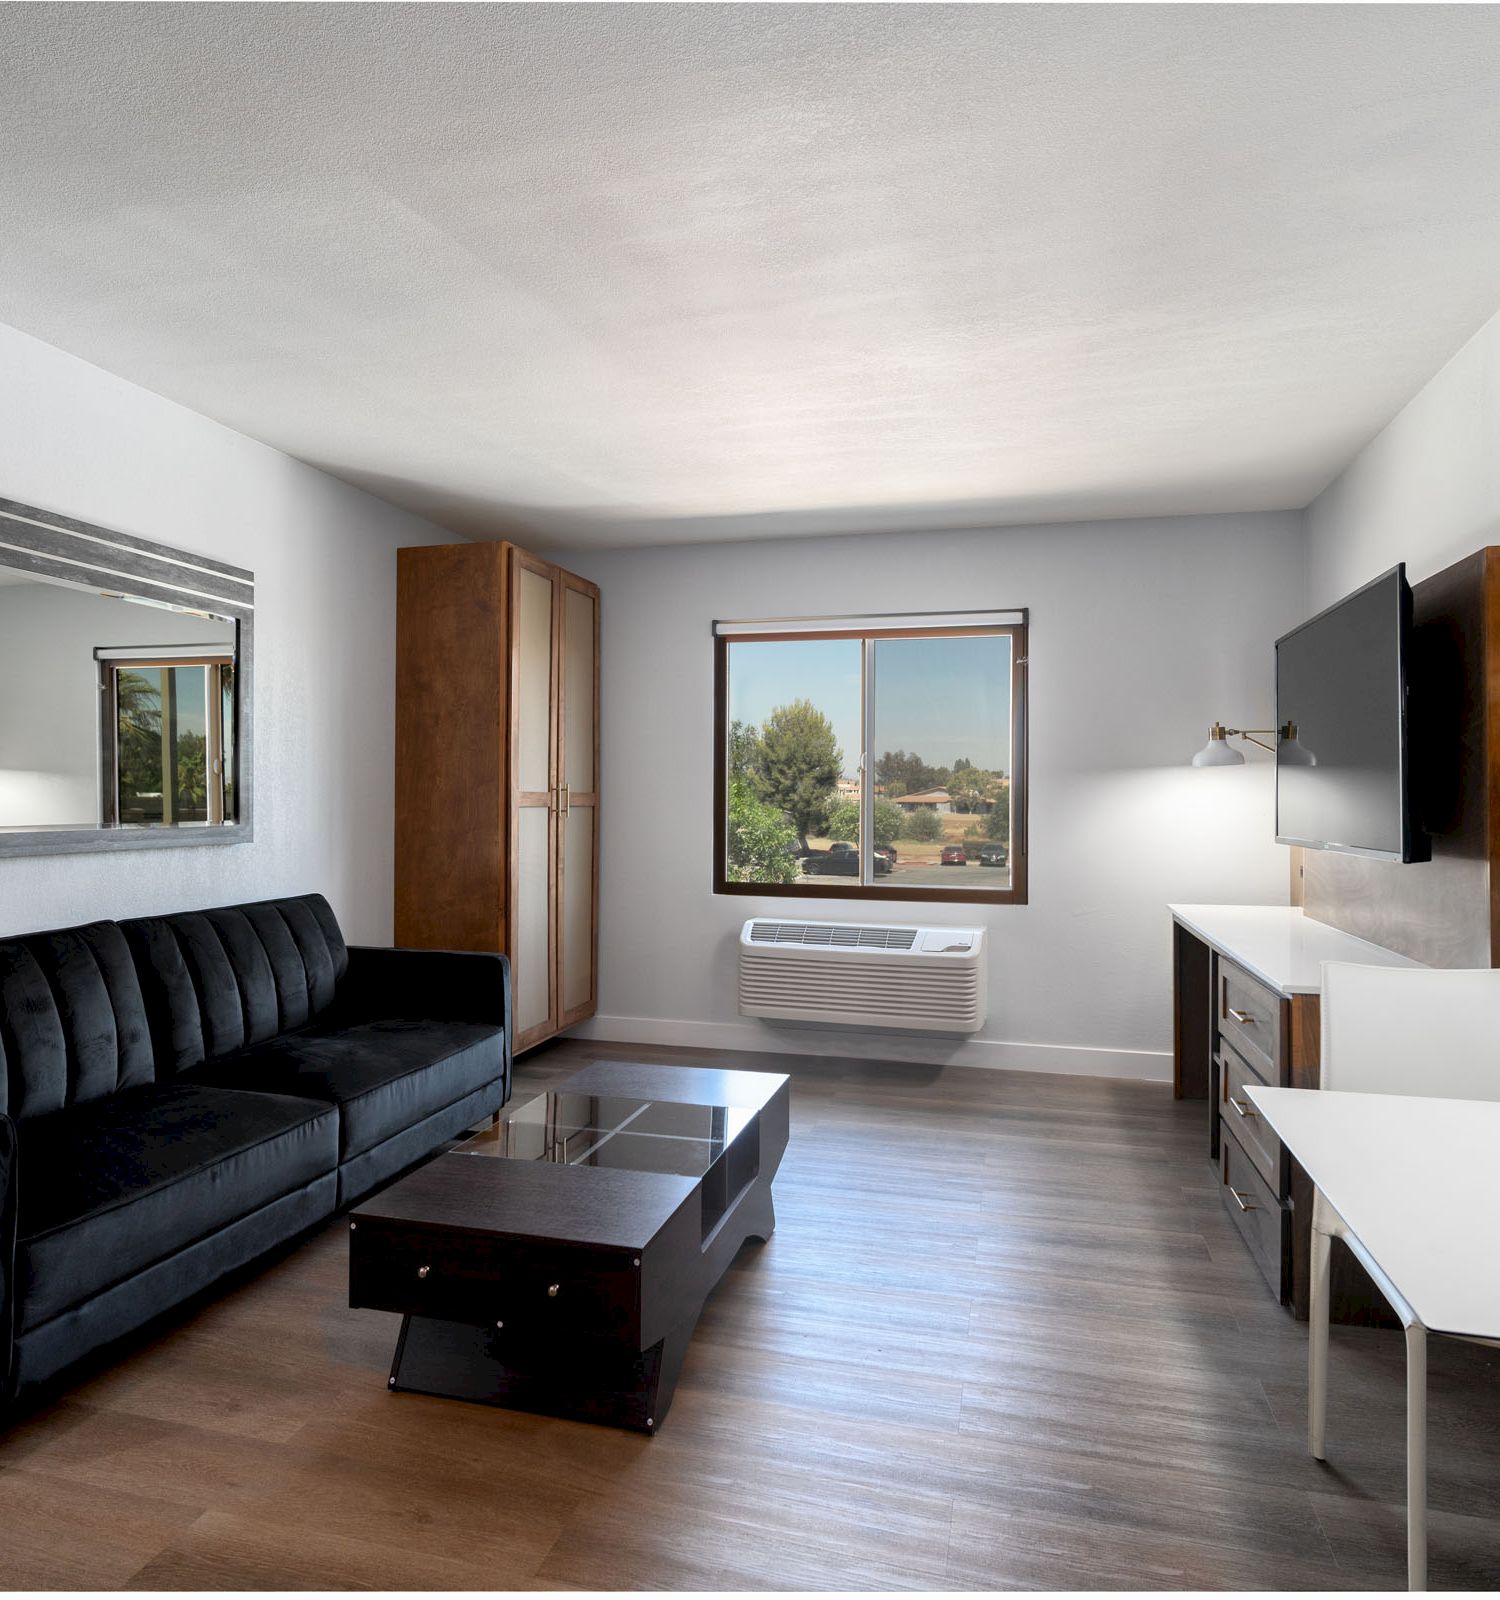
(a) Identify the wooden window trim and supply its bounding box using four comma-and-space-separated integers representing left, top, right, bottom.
713, 618, 1028, 906
101, 655, 236, 830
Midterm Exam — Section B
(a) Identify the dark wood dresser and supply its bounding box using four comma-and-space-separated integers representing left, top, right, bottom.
1170, 904, 1420, 1319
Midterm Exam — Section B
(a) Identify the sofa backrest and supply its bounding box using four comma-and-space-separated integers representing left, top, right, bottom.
0, 921, 155, 1121
120, 894, 349, 1074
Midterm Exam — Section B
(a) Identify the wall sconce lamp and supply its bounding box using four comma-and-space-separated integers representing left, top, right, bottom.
1190, 722, 1316, 767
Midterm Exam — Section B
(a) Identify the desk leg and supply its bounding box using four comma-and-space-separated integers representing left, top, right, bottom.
1308, 1219, 1331, 1459
1406, 1322, 1427, 1592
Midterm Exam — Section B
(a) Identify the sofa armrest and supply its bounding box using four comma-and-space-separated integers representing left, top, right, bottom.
339, 946, 512, 1094
0, 1112, 16, 1405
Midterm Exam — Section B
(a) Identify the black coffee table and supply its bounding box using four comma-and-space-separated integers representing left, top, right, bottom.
347, 1059, 789, 1432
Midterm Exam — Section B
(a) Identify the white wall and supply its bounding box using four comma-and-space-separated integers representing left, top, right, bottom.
0, 321, 456, 941
1306, 305, 1500, 607
554, 512, 1304, 1081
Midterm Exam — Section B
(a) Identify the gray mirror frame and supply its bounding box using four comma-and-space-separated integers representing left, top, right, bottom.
0, 497, 254, 857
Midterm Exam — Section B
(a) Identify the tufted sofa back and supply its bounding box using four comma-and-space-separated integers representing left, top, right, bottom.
0, 894, 350, 1120
119, 894, 348, 1075
0, 921, 156, 1121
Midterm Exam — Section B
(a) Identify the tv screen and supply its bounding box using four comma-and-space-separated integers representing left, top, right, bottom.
1275, 565, 1418, 862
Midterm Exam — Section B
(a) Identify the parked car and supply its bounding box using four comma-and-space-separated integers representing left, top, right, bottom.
940, 844, 968, 866
874, 844, 898, 864
803, 845, 892, 876
977, 843, 1008, 867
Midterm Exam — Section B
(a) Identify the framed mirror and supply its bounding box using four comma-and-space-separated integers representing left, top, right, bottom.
0, 497, 253, 856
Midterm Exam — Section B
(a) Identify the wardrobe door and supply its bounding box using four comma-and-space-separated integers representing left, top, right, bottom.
509, 550, 559, 1050
557, 572, 600, 1027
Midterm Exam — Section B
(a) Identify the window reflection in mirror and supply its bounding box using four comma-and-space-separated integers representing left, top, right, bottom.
108, 658, 234, 827
0, 566, 237, 831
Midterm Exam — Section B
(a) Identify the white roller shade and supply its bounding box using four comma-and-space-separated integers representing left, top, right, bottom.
714, 610, 1024, 638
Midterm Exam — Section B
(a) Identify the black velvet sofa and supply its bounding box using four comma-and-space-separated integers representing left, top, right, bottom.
0, 892, 510, 1403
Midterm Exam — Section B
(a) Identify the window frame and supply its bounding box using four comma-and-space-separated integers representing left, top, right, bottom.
712, 614, 1028, 906
100, 649, 237, 830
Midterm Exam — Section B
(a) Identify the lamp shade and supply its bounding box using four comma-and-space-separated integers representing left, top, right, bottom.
1191, 724, 1245, 767
1277, 722, 1317, 767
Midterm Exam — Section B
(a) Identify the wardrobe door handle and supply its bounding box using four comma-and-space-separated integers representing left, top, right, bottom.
1228, 1186, 1258, 1213
1228, 1096, 1256, 1119
1228, 1007, 1255, 1026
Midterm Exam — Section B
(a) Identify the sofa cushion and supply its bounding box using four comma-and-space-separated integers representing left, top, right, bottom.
0, 922, 155, 1121
16, 1082, 338, 1330
189, 1019, 504, 1161
121, 894, 349, 1075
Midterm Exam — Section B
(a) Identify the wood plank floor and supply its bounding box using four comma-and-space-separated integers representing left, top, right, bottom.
2, 1039, 1498, 1590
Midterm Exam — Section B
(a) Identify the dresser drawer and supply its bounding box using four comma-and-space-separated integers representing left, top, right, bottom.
1218, 960, 1282, 1083
1219, 1042, 1282, 1193
349, 1220, 639, 1344
1219, 1133, 1290, 1302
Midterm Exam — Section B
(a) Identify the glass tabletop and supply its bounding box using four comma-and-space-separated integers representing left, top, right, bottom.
453, 1091, 755, 1178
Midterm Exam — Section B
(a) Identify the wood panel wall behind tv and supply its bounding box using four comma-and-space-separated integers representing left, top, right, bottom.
1300, 546, 1500, 968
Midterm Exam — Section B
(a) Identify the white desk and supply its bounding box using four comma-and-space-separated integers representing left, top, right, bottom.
1247, 1086, 1500, 1589
1169, 904, 1424, 998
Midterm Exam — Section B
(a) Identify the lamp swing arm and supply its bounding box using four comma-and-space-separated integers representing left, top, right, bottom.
1221, 726, 1278, 754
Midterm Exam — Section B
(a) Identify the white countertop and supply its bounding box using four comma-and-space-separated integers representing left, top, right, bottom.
1169, 903, 1424, 998
1247, 1086, 1500, 1339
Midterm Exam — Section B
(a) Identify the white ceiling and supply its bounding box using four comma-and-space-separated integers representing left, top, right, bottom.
3, 4, 1500, 550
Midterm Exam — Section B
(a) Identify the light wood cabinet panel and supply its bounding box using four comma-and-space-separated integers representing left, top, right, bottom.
396, 542, 599, 1053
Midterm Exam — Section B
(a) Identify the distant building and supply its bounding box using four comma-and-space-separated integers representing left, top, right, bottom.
891, 788, 953, 814
835, 777, 862, 801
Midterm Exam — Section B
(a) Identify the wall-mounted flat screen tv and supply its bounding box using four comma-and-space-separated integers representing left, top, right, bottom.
1275, 564, 1423, 863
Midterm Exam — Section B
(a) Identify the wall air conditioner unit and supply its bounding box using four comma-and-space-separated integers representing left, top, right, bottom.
738, 918, 987, 1034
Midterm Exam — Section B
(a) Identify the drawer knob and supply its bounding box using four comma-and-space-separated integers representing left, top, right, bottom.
417, 1265, 431, 1279
1227, 1007, 1255, 1026
1228, 1096, 1257, 1119
547, 1283, 560, 1298
1228, 1186, 1258, 1213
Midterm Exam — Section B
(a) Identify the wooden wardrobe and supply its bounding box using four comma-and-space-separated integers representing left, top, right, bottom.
395, 542, 599, 1051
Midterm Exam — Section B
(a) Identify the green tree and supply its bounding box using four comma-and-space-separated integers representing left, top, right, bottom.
758, 700, 841, 850
825, 799, 859, 844
117, 669, 163, 820
823, 796, 903, 850
904, 808, 944, 843
175, 730, 208, 816
876, 749, 943, 798
948, 766, 999, 814
727, 719, 764, 785
725, 779, 799, 883
985, 783, 1011, 842
872, 797, 903, 847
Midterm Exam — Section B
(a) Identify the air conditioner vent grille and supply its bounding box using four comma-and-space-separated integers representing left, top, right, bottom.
739, 918, 986, 1034
749, 922, 917, 951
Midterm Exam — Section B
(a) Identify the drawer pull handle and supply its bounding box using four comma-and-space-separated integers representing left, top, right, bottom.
1227, 1007, 1256, 1026
1228, 1186, 1258, 1212
417, 1265, 431, 1279
1228, 1096, 1256, 1118
547, 1283, 560, 1298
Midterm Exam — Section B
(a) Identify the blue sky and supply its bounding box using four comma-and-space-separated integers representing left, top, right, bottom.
728, 636, 1012, 779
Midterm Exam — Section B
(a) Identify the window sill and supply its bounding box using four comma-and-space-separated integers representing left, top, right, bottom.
715, 878, 1027, 907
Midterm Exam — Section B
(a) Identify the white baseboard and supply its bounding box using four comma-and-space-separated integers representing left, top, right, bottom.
564, 1013, 1171, 1083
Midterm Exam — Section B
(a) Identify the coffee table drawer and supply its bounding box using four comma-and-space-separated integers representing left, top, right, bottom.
349, 1221, 639, 1340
